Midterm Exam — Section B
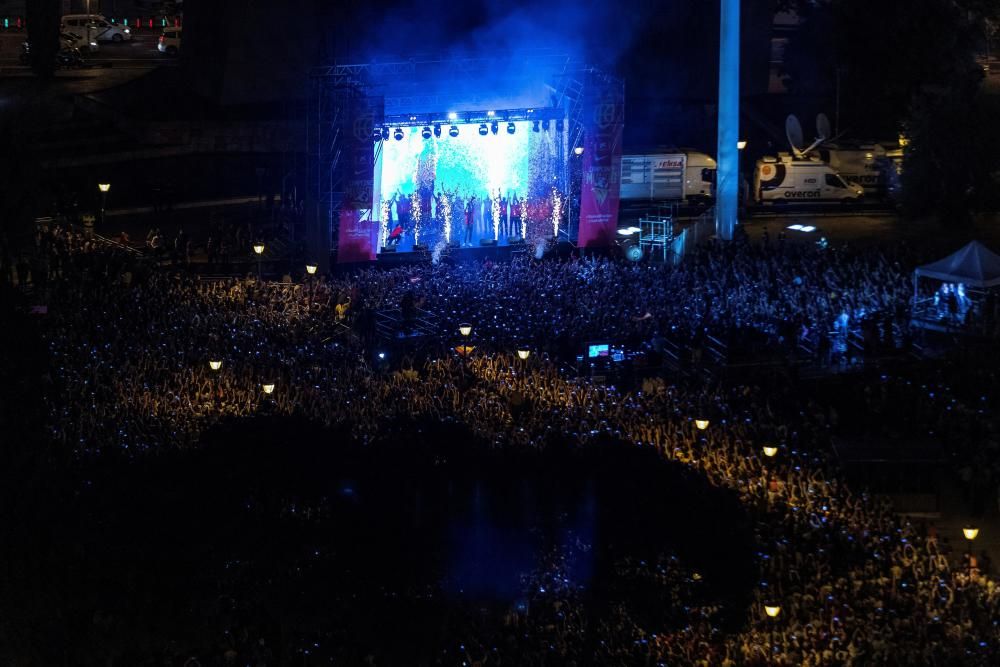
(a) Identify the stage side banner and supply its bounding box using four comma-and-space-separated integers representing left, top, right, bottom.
337, 96, 381, 263
577, 79, 624, 248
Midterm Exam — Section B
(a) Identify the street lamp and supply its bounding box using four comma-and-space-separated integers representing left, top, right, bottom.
695, 419, 710, 430
764, 604, 781, 664
98, 182, 111, 228
209, 360, 222, 371
762, 445, 777, 457
305, 264, 317, 275
517, 349, 531, 360
964, 525, 979, 571
459, 323, 473, 337
262, 383, 275, 394
253, 242, 265, 279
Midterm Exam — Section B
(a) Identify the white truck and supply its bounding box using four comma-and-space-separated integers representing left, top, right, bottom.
620, 150, 717, 203
754, 154, 864, 203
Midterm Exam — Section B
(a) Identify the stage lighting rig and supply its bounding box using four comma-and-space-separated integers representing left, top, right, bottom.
421, 126, 432, 139
394, 128, 404, 141
556, 119, 564, 132
507, 122, 516, 134
449, 125, 459, 137
479, 123, 489, 136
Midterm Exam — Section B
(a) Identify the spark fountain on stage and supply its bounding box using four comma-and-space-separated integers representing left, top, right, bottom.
308, 55, 624, 265
373, 114, 567, 252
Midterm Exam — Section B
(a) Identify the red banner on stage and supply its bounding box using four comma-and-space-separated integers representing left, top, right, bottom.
577, 79, 624, 248
337, 98, 380, 263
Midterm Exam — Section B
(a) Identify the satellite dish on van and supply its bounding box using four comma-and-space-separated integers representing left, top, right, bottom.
816, 113, 832, 142
785, 115, 805, 153
786, 113, 826, 159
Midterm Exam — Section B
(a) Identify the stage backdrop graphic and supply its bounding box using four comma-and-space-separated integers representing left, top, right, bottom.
577, 80, 624, 248
337, 97, 381, 263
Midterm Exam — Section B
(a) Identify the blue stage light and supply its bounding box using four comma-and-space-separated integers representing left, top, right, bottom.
533, 120, 540, 132
491, 121, 499, 135
433, 124, 442, 138
422, 126, 432, 139
507, 122, 516, 135
479, 123, 489, 136
449, 125, 459, 138
373, 129, 383, 142
448, 111, 458, 120
381, 127, 390, 140
542, 119, 550, 131
556, 119, 564, 132
394, 128, 404, 141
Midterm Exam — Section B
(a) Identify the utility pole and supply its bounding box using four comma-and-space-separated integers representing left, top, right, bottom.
715, 0, 740, 241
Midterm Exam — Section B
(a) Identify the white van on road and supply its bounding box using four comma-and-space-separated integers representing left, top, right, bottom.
61, 14, 133, 43
754, 154, 864, 203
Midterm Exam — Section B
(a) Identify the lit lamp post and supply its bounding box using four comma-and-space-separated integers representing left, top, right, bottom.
764, 604, 781, 664
98, 182, 110, 228
963, 525, 979, 571
736, 141, 747, 209
253, 242, 265, 279
208, 360, 222, 371
457, 323, 474, 356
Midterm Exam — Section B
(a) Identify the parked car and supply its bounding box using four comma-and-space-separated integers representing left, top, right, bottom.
61, 14, 132, 42
158, 27, 181, 55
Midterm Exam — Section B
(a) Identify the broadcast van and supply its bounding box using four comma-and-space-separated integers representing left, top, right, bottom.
754, 154, 864, 203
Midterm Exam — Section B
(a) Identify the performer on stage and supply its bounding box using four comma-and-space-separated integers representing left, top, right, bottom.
499, 192, 509, 239
396, 191, 411, 230
464, 196, 475, 245
387, 222, 405, 246
510, 193, 522, 239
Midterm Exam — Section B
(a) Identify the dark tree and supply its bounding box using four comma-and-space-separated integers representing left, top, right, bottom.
25, 0, 61, 77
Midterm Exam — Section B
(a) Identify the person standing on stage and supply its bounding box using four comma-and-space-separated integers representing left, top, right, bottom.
396, 190, 411, 230
464, 196, 475, 245
510, 192, 522, 239
499, 192, 509, 239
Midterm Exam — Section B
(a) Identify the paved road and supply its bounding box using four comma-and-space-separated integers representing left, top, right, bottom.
0, 32, 171, 66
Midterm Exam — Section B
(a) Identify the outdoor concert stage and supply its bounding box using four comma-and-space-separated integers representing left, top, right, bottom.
307, 53, 625, 268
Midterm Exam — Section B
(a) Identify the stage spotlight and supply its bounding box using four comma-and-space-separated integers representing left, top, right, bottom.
449, 125, 459, 138
381, 127, 390, 140
556, 119, 564, 132
507, 122, 516, 135
421, 126, 432, 139
433, 124, 442, 138
542, 118, 550, 131
487, 110, 495, 117
373, 128, 383, 142
479, 123, 489, 136
491, 121, 499, 135
448, 111, 458, 120
393, 127, 404, 141
533, 120, 540, 132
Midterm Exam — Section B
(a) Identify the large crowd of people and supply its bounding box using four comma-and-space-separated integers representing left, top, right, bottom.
6, 223, 1000, 664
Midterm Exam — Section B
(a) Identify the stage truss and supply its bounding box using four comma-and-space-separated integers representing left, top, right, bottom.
307, 52, 621, 264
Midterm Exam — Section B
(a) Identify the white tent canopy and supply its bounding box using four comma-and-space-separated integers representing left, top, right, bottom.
914, 241, 1000, 289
